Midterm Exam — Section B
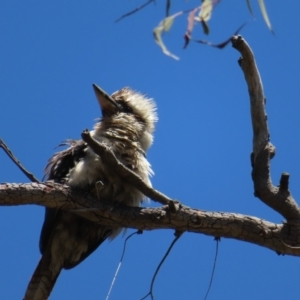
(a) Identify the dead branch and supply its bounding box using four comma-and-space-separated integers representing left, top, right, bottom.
231, 35, 270, 159
0, 139, 40, 183
231, 35, 300, 234
81, 130, 175, 206
1, 181, 300, 256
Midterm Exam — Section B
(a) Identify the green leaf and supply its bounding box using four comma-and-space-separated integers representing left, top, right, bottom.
201, 20, 210, 35
195, 0, 213, 22
153, 13, 182, 60
258, 0, 273, 32
162, 16, 175, 31
246, 0, 255, 17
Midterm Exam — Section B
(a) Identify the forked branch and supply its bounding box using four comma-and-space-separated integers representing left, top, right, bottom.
231, 35, 300, 238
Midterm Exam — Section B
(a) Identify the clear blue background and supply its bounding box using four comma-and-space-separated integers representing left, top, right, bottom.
1, 1, 300, 299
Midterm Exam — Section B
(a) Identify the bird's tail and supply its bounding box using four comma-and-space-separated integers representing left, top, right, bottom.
24, 253, 61, 300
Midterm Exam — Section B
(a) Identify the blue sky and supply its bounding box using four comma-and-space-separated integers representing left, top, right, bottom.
1, 1, 300, 299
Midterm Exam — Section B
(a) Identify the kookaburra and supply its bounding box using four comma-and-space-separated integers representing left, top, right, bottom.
24, 84, 157, 300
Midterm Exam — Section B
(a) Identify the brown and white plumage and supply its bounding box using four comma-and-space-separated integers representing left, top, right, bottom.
24, 85, 157, 300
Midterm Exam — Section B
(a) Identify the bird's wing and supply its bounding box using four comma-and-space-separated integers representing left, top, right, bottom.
39, 140, 86, 254
39, 140, 113, 268
43, 139, 87, 183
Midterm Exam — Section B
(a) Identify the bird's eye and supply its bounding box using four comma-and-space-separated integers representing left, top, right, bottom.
118, 102, 133, 114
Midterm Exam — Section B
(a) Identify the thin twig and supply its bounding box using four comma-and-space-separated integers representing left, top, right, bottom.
203, 237, 220, 300
166, 0, 171, 17
115, 0, 155, 23
279, 237, 300, 250
81, 130, 176, 206
106, 230, 142, 300
0, 138, 40, 183
193, 22, 247, 49
140, 231, 183, 300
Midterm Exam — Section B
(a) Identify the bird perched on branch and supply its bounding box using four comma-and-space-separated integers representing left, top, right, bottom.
24, 84, 157, 300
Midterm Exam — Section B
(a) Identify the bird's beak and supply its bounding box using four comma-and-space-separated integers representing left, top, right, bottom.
93, 84, 119, 115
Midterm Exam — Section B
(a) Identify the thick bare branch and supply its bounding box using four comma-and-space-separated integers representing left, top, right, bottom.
1, 182, 300, 256
231, 35, 269, 159
231, 35, 300, 222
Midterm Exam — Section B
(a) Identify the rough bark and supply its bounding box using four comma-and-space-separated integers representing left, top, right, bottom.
0, 181, 299, 256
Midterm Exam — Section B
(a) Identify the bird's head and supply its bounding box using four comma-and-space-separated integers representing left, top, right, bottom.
93, 84, 158, 151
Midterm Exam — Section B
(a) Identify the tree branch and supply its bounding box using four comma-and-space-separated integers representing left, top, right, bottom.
231, 35, 269, 159
0, 139, 40, 183
81, 130, 176, 207
231, 35, 300, 223
115, 0, 155, 23
1, 182, 300, 256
